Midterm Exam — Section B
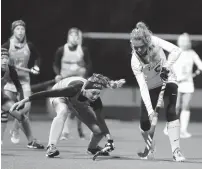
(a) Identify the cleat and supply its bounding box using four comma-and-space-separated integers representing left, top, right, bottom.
27, 139, 44, 149
173, 148, 185, 162
10, 130, 20, 144
180, 131, 192, 138
46, 144, 60, 158
87, 146, 110, 156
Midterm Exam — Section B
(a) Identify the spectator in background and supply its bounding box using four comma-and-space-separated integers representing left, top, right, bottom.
164, 33, 202, 138
53, 27, 92, 140
2, 20, 41, 145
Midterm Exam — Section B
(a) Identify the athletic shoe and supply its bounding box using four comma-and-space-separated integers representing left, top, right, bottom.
27, 139, 45, 149
46, 144, 60, 158
10, 129, 20, 144
180, 131, 192, 138
87, 146, 110, 156
173, 148, 185, 162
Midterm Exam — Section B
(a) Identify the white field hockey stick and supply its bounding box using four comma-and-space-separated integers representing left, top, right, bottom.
15, 66, 33, 73
138, 82, 166, 158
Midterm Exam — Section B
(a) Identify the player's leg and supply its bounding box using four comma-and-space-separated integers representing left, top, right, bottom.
10, 84, 31, 143
76, 117, 86, 139
3, 89, 21, 143
163, 91, 182, 135
165, 83, 185, 162
60, 112, 72, 140
75, 104, 109, 156
180, 93, 192, 138
46, 98, 69, 157
2, 99, 44, 149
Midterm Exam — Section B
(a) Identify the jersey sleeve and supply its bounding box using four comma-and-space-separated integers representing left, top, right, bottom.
192, 51, 202, 70
131, 53, 154, 116
27, 42, 41, 68
152, 36, 182, 69
29, 83, 83, 101
53, 46, 64, 75
9, 65, 24, 99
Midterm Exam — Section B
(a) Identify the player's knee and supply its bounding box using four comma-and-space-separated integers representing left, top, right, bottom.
91, 125, 103, 135
140, 120, 151, 131
1, 110, 9, 123
55, 109, 68, 122
166, 104, 178, 122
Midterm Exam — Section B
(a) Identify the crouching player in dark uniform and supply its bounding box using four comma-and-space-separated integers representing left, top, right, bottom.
10, 74, 125, 157
1, 48, 44, 149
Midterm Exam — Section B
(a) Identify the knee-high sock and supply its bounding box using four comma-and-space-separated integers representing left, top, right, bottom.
88, 132, 103, 149
20, 116, 34, 143
62, 115, 71, 134
12, 110, 30, 132
48, 116, 66, 145
1, 123, 7, 143
167, 119, 180, 153
180, 110, 190, 132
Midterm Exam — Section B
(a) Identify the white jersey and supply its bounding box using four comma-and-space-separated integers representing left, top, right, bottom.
52, 76, 86, 90
131, 36, 181, 115
173, 49, 202, 93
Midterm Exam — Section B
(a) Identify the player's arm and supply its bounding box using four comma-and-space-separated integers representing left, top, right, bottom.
28, 42, 41, 74
152, 36, 182, 68
10, 83, 83, 112
91, 97, 114, 149
9, 65, 24, 99
131, 54, 154, 116
53, 46, 64, 75
192, 51, 202, 72
83, 47, 93, 77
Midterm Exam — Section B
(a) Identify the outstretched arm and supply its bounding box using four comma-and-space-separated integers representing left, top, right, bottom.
10, 83, 83, 112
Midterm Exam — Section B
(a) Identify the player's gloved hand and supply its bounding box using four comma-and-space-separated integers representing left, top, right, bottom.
149, 111, 158, 126
110, 79, 126, 89
55, 75, 63, 83
105, 139, 115, 152
160, 67, 169, 82
31, 65, 40, 75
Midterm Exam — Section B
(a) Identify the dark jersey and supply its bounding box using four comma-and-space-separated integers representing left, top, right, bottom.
29, 77, 102, 111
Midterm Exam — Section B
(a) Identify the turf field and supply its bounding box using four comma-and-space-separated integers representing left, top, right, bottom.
1, 120, 202, 169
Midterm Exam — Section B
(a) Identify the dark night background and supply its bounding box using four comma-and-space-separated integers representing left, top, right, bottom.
2, 0, 202, 88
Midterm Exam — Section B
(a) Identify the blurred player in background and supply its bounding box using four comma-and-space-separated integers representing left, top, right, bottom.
2, 20, 41, 144
164, 33, 202, 138
1, 48, 44, 149
53, 27, 92, 140
130, 22, 185, 161
10, 74, 125, 157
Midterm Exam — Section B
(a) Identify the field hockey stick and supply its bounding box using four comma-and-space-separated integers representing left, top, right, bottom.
31, 79, 56, 91
15, 66, 32, 73
93, 146, 111, 161
138, 82, 166, 158
31, 75, 70, 91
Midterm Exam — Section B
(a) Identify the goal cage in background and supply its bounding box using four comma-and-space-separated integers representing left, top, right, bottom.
82, 32, 202, 88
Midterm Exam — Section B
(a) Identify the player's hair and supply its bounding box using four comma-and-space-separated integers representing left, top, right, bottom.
130, 22, 152, 50
67, 27, 83, 45
177, 33, 192, 49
